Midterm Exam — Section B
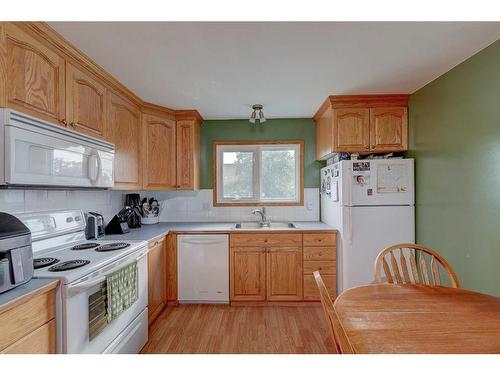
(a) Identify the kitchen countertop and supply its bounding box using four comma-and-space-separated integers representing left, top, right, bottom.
0, 278, 59, 314
104, 221, 336, 242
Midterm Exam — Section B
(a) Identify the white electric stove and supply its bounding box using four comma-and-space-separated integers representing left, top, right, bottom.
18, 210, 149, 354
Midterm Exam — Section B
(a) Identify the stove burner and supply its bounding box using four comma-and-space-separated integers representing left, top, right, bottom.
48, 260, 90, 272
33, 257, 60, 269
95, 242, 130, 252
72, 243, 99, 250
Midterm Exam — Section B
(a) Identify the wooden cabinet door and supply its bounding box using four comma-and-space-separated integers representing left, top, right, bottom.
147, 237, 167, 324
333, 108, 370, 152
4, 24, 65, 124
230, 246, 266, 301
66, 63, 106, 138
107, 91, 142, 190
316, 107, 334, 160
142, 113, 177, 190
176, 119, 199, 190
370, 107, 408, 152
266, 246, 303, 301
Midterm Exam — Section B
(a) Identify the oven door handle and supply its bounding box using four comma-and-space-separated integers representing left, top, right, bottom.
66, 249, 148, 296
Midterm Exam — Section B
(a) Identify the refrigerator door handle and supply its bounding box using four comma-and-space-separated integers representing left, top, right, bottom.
347, 207, 353, 243
347, 167, 353, 206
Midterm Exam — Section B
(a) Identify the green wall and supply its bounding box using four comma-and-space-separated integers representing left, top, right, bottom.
199, 118, 323, 189
407, 40, 500, 296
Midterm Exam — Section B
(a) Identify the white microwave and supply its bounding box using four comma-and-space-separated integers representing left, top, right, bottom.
0, 109, 114, 188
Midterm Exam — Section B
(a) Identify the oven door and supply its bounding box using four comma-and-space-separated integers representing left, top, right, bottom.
63, 247, 148, 354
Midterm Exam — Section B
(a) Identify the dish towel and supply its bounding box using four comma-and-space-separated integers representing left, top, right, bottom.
106, 261, 138, 322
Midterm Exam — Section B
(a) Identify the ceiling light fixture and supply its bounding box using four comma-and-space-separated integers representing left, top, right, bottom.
249, 104, 266, 124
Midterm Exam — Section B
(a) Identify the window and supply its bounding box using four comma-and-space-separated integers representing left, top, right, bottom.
214, 141, 303, 206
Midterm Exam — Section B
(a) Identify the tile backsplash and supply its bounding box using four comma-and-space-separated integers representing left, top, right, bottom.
0, 189, 124, 223
157, 188, 320, 222
0, 188, 320, 223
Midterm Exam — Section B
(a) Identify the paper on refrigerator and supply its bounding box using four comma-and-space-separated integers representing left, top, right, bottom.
377, 163, 408, 193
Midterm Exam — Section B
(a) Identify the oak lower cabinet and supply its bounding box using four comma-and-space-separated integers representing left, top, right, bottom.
2, 23, 65, 125
107, 91, 142, 190
303, 233, 337, 301
147, 236, 167, 325
314, 95, 409, 159
65, 63, 107, 138
230, 233, 303, 302
266, 246, 303, 301
230, 246, 267, 301
0, 281, 58, 353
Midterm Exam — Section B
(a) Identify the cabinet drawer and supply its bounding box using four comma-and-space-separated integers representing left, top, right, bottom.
303, 274, 337, 301
303, 232, 336, 246
303, 246, 336, 261
303, 261, 336, 275
230, 233, 302, 247
0, 290, 55, 351
2, 319, 56, 354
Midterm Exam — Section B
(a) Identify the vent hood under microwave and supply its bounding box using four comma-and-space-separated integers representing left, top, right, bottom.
0, 109, 114, 188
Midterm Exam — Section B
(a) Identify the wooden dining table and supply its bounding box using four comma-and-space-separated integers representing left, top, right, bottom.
333, 284, 500, 353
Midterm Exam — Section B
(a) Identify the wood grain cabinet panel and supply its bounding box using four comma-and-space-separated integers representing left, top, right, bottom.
303, 246, 336, 261
230, 246, 267, 301
304, 274, 336, 301
266, 247, 303, 301
316, 107, 334, 160
142, 113, 177, 190
176, 119, 199, 190
66, 63, 107, 138
4, 23, 65, 124
2, 319, 56, 354
147, 237, 167, 325
369, 107, 408, 151
303, 232, 336, 247
0, 287, 55, 352
107, 91, 142, 190
333, 108, 370, 152
230, 233, 302, 248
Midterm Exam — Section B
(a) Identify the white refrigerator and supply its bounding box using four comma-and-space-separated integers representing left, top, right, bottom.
321, 159, 415, 293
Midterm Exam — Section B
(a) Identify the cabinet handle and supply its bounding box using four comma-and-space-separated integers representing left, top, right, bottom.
318, 267, 322, 270
61, 119, 68, 126
318, 252, 323, 256
70, 122, 76, 128
264, 239, 268, 243
261, 248, 266, 254
317, 239, 322, 242
365, 145, 369, 149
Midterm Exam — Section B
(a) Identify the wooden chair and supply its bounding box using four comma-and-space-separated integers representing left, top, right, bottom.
374, 243, 460, 288
313, 271, 354, 354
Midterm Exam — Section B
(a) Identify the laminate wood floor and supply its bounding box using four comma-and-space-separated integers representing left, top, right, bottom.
141, 304, 335, 354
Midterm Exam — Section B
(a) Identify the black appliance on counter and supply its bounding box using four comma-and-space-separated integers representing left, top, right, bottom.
125, 193, 141, 229
85, 212, 105, 239
0, 212, 33, 294
104, 207, 133, 235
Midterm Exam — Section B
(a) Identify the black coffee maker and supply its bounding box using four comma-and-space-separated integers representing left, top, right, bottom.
125, 193, 142, 229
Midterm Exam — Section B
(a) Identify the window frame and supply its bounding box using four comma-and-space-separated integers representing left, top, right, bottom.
213, 140, 304, 207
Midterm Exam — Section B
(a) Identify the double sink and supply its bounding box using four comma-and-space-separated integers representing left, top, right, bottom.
233, 222, 297, 229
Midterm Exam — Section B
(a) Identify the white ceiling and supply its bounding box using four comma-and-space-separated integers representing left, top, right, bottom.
49, 22, 500, 120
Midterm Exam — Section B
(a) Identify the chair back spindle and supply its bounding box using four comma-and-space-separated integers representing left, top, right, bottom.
374, 244, 460, 288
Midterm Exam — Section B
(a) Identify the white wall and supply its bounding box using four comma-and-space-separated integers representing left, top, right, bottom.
0, 188, 320, 223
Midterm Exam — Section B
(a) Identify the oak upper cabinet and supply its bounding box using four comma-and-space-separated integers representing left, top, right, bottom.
3, 23, 65, 125
106, 91, 142, 190
142, 110, 177, 190
175, 111, 202, 190
266, 246, 303, 301
147, 237, 167, 325
230, 246, 267, 301
334, 108, 370, 152
66, 63, 107, 138
369, 107, 408, 152
314, 95, 409, 159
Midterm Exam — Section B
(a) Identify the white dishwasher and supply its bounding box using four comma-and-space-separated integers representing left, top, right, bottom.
177, 234, 229, 303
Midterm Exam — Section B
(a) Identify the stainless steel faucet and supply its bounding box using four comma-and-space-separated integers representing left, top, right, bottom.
252, 207, 270, 227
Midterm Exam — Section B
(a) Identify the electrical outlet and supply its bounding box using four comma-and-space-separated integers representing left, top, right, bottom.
306, 201, 313, 211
